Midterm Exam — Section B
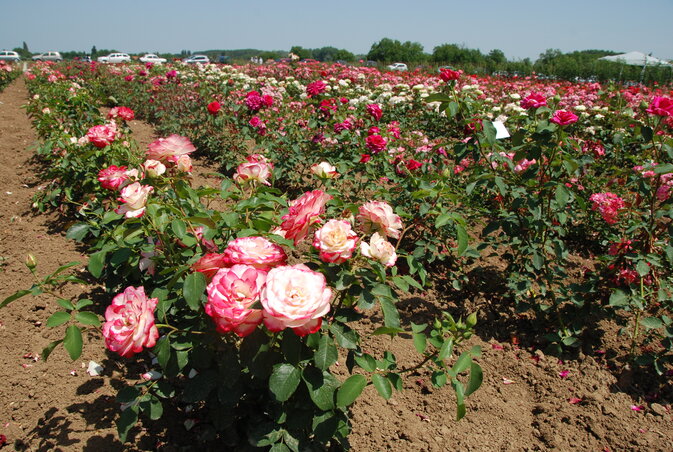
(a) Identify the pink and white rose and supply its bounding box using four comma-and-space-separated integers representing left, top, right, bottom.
115, 182, 153, 218
360, 232, 397, 267
357, 201, 403, 239
222, 236, 287, 270
102, 286, 159, 358
280, 190, 333, 245
147, 134, 196, 163
310, 161, 339, 179
143, 159, 166, 177
87, 123, 117, 148
205, 265, 266, 337
98, 165, 129, 191
233, 157, 273, 186
313, 219, 358, 264
261, 264, 332, 336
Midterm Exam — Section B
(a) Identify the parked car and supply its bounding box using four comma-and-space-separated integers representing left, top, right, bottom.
0, 50, 21, 62
139, 53, 167, 64
387, 62, 408, 71
182, 55, 210, 64
97, 53, 131, 63
31, 51, 63, 62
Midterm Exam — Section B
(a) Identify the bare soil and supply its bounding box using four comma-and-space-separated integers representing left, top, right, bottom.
1, 79, 672, 451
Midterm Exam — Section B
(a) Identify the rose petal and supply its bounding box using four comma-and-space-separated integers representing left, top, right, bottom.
87, 361, 103, 377
568, 397, 582, 404
502, 377, 514, 385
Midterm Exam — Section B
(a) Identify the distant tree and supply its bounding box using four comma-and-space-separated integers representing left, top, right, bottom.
333, 48, 355, 62
289, 46, 312, 60
367, 38, 425, 63
91, 45, 97, 57
487, 49, 506, 65
22, 41, 29, 53
432, 43, 483, 66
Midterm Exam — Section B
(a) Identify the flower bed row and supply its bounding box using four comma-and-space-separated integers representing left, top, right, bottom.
2, 65, 483, 449
79, 60, 673, 368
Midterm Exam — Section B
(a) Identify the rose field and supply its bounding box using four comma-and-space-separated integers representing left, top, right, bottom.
0, 59, 672, 451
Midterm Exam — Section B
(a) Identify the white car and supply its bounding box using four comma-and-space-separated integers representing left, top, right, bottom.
183, 55, 210, 65
139, 54, 167, 64
32, 51, 63, 62
387, 62, 408, 71
97, 53, 131, 64
0, 50, 21, 62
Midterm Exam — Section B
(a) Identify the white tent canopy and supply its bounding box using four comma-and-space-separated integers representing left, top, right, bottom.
599, 51, 672, 67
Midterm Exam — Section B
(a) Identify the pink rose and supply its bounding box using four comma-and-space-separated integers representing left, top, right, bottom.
520, 93, 547, 110
222, 236, 287, 270
261, 264, 332, 336
310, 161, 339, 179
143, 159, 166, 177
245, 91, 264, 111
108, 106, 135, 121
306, 80, 327, 97
192, 253, 229, 281
313, 220, 358, 264
175, 154, 193, 173
115, 182, 153, 218
514, 158, 537, 173
646, 96, 673, 117
147, 134, 196, 163
98, 165, 129, 191
589, 192, 625, 225
87, 124, 117, 148
233, 157, 273, 186
360, 232, 397, 267
366, 134, 387, 153
205, 265, 266, 337
357, 201, 403, 239
366, 103, 383, 121
550, 110, 579, 126
280, 190, 333, 245
102, 286, 159, 358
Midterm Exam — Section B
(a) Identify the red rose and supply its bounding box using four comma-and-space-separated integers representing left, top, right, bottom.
550, 110, 578, 126
366, 134, 387, 153
646, 96, 673, 117
360, 154, 371, 163
439, 68, 461, 82
207, 101, 221, 115
406, 159, 422, 171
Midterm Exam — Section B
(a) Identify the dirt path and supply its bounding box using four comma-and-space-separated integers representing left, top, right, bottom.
0, 78, 672, 451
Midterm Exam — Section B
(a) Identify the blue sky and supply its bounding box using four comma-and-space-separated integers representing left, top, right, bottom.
2, 0, 672, 61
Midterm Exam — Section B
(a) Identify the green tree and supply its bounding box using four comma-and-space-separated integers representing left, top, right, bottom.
367, 38, 425, 63
289, 46, 312, 60
91, 45, 97, 58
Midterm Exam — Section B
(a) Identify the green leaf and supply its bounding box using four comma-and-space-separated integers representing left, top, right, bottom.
183, 370, 219, 402
371, 374, 392, 400
41, 339, 63, 361
329, 323, 358, 349
117, 386, 141, 403
314, 335, 338, 370
609, 290, 628, 307
641, 317, 664, 329
413, 332, 426, 354
65, 223, 90, 242
336, 374, 367, 407
281, 331, 302, 365
303, 367, 339, 411
455, 224, 468, 256
482, 120, 497, 145
183, 272, 206, 310
424, 93, 453, 103
46, 311, 71, 327
354, 353, 377, 372
56, 298, 74, 310
438, 338, 454, 361
435, 212, 452, 228
378, 297, 400, 329
269, 444, 291, 452
74, 299, 93, 310
532, 253, 544, 270
465, 362, 483, 397
154, 336, 171, 369
453, 379, 466, 421
75, 311, 101, 326
147, 397, 163, 420
269, 363, 301, 402
171, 219, 187, 239
452, 351, 472, 374
0, 289, 31, 308
654, 163, 673, 174
641, 126, 653, 142
555, 184, 570, 206
373, 326, 404, 336
88, 250, 106, 279
636, 260, 650, 277
117, 406, 138, 443
63, 325, 83, 360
